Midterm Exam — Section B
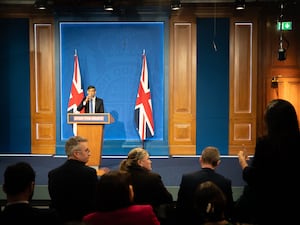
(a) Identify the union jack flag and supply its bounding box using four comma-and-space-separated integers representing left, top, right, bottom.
134, 51, 155, 141
67, 51, 84, 135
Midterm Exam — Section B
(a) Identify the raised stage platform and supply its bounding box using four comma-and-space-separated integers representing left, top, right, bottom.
0, 154, 246, 206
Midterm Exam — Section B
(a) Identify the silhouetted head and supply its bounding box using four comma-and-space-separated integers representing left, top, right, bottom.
264, 99, 299, 138
3, 162, 35, 199
95, 170, 133, 211
194, 181, 227, 223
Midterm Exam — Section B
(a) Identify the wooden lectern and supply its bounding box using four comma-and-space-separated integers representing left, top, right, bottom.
67, 113, 114, 171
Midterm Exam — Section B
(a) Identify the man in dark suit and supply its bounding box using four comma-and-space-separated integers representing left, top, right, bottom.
77, 85, 104, 113
0, 162, 61, 225
176, 146, 235, 225
48, 136, 99, 223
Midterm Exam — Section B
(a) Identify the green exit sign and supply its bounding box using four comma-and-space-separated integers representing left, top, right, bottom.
277, 21, 292, 31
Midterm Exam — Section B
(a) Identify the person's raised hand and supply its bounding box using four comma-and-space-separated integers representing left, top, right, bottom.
85, 96, 91, 102
238, 150, 248, 169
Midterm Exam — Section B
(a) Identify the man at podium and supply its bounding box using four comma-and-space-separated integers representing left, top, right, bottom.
77, 85, 104, 113
72, 85, 109, 171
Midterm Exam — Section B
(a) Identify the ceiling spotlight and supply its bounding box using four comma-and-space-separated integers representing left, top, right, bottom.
171, 0, 181, 11
34, 0, 48, 10
104, 0, 114, 11
235, 0, 245, 10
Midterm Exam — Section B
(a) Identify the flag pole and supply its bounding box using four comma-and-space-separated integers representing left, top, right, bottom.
134, 49, 154, 147
142, 49, 145, 150
67, 50, 84, 135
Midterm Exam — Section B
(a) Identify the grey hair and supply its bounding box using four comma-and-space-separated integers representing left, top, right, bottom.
201, 146, 220, 167
65, 136, 88, 157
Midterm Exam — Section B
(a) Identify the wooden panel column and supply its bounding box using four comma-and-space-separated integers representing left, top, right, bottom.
30, 18, 56, 154
262, 14, 300, 128
169, 13, 197, 155
229, 19, 258, 155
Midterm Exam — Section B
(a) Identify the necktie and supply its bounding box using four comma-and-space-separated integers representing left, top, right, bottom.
90, 99, 94, 113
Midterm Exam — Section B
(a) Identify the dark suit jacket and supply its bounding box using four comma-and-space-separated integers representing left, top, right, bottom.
176, 168, 234, 225
0, 203, 61, 225
82, 204, 160, 225
48, 159, 98, 223
77, 97, 104, 113
126, 165, 173, 208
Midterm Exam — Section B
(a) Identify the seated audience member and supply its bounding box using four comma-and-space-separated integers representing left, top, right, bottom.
194, 181, 234, 225
176, 146, 234, 225
48, 136, 99, 223
0, 162, 61, 225
236, 98, 300, 224
82, 170, 160, 225
119, 147, 173, 224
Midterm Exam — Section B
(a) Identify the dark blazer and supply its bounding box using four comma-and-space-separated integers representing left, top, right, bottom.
83, 204, 160, 225
127, 165, 173, 208
77, 97, 104, 113
48, 159, 98, 223
176, 168, 234, 225
0, 203, 61, 225
237, 137, 300, 224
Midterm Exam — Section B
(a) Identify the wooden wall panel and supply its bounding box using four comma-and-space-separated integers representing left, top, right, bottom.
233, 24, 252, 114
263, 15, 300, 129
2, 5, 300, 157
229, 21, 257, 155
169, 18, 196, 155
30, 19, 56, 154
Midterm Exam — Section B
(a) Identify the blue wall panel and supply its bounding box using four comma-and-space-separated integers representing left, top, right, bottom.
196, 18, 229, 155
0, 19, 30, 153
58, 22, 166, 155
0, 18, 231, 156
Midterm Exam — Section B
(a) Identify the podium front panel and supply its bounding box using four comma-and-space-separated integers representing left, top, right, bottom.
77, 124, 103, 167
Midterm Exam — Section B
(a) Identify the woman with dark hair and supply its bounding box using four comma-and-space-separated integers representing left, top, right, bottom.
194, 181, 233, 225
82, 170, 160, 225
236, 99, 300, 224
